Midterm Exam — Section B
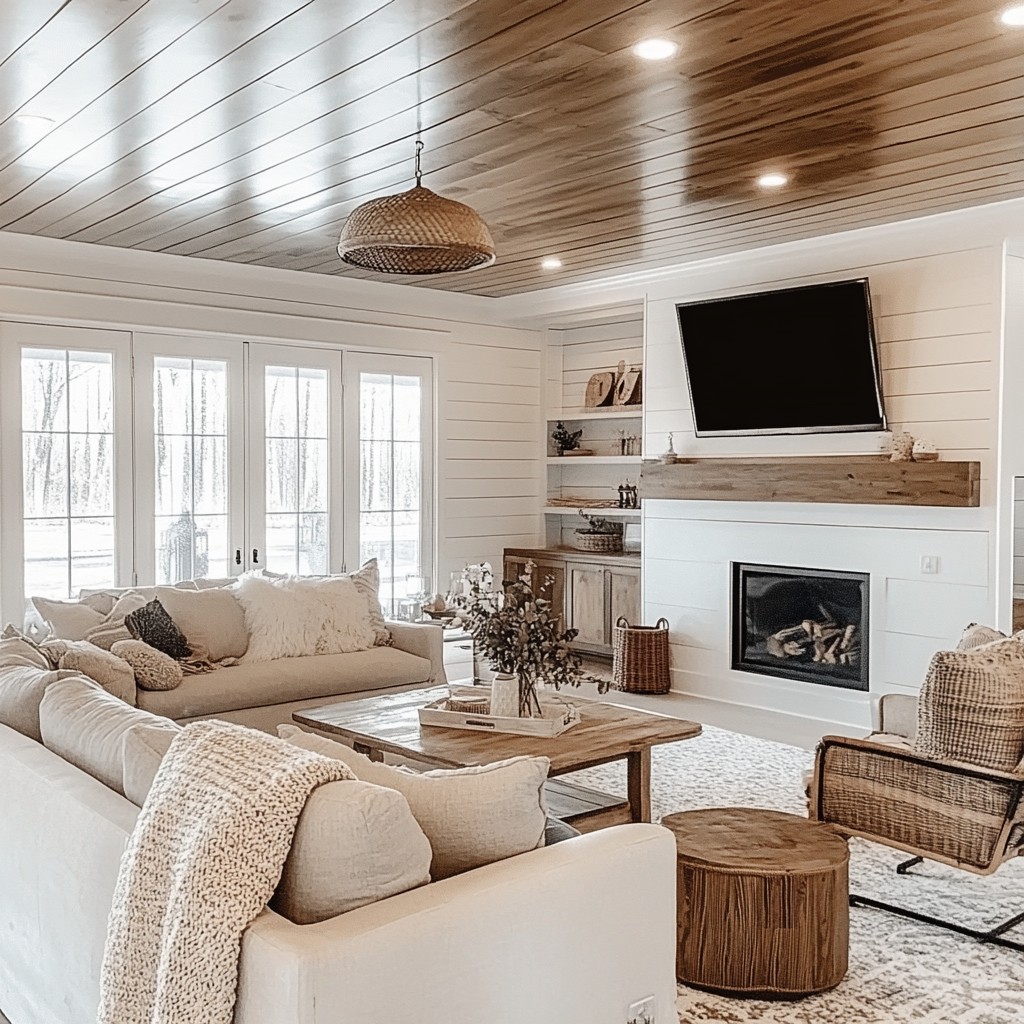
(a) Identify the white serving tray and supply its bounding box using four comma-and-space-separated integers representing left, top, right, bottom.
417, 696, 580, 737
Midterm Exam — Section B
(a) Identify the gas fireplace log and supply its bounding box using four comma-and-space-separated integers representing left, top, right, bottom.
766, 619, 858, 664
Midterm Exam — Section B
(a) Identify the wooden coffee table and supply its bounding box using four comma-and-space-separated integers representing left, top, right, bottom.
293, 687, 701, 831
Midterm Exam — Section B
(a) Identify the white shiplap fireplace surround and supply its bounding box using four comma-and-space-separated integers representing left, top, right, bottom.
518, 201, 1024, 735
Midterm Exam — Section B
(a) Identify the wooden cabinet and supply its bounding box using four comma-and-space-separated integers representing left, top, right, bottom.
504, 547, 640, 657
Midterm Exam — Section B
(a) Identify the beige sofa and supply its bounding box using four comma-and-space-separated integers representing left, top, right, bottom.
29, 580, 445, 732
0, 675, 679, 1024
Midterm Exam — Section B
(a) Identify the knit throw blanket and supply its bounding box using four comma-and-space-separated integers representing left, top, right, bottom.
98, 720, 353, 1024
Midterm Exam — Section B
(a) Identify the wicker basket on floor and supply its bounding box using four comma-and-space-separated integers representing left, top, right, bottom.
612, 616, 671, 694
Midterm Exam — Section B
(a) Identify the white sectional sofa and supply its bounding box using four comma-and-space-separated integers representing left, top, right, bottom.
0, 692, 679, 1024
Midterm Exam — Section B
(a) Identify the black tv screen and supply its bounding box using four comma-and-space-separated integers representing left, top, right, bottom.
676, 279, 886, 437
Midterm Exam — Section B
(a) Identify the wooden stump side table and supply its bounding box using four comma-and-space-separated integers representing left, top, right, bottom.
662, 807, 849, 998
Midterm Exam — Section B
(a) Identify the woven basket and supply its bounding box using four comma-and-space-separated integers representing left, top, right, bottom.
573, 530, 623, 553
612, 616, 671, 694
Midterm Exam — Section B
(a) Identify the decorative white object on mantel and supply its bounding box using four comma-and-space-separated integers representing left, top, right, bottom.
659, 432, 679, 465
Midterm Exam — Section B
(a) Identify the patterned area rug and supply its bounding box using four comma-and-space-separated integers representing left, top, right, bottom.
566, 726, 1024, 1024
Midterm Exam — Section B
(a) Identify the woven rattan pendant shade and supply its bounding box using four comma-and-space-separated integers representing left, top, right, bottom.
337, 142, 495, 275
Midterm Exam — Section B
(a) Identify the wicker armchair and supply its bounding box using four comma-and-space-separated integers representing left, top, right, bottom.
810, 693, 1024, 949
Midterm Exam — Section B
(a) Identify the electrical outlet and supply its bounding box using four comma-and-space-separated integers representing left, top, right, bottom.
627, 995, 655, 1024
920, 555, 939, 575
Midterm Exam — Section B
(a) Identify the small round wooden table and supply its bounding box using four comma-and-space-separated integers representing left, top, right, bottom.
661, 807, 849, 998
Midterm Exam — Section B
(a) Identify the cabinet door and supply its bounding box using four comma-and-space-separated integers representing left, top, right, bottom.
568, 563, 608, 649
609, 567, 641, 632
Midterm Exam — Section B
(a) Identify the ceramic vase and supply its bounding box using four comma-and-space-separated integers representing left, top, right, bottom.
489, 672, 519, 718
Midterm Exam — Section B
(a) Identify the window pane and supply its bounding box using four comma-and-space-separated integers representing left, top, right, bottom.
360, 373, 392, 440
360, 511, 393, 606
299, 513, 328, 576
70, 517, 115, 594
23, 518, 69, 599
23, 433, 68, 517
69, 434, 113, 516
360, 440, 392, 510
21, 349, 67, 432
68, 353, 113, 433
299, 439, 328, 512
153, 357, 229, 581
298, 370, 328, 438
393, 376, 421, 442
265, 366, 297, 437
265, 513, 299, 575
266, 438, 298, 513
393, 442, 420, 512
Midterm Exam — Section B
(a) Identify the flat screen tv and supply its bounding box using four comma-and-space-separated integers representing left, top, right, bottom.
676, 278, 886, 437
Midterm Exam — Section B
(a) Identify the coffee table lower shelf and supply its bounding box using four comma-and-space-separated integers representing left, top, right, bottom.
544, 778, 631, 832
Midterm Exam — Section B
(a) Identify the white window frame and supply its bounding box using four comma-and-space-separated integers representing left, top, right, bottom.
247, 343, 344, 575
343, 351, 435, 606
131, 333, 247, 585
0, 322, 133, 623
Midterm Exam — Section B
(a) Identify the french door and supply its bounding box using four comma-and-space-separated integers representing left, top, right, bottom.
0, 322, 133, 617
247, 344, 343, 576
132, 334, 246, 584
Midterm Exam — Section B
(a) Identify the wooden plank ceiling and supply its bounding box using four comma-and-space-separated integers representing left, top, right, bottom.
0, 0, 1022, 297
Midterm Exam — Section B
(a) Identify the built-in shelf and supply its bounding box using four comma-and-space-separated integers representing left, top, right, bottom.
547, 456, 642, 466
547, 407, 643, 421
542, 506, 642, 517
639, 456, 980, 507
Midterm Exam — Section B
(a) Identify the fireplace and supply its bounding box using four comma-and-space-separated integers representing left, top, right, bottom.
732, 563, 869, 691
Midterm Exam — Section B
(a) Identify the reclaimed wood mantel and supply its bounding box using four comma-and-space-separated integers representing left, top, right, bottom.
639, 456, 980, 507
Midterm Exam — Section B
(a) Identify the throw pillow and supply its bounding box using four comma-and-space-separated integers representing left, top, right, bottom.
235, 574, 375, 663
279, 725, 549, 879
124, 598, 192, 660
154, 586, 248, 661
83, 592, 150, 651
0, 633, 52, 670
916, 640, 1024, 771
56, 641, 137, 705
30, 592, 115, 641
349, 559, 392, 646
111, 640, 184, 691
957, 623, 1011, 651
122, 721, 432, 925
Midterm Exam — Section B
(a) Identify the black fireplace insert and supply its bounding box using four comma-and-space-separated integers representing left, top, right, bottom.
732, 562, 869, 691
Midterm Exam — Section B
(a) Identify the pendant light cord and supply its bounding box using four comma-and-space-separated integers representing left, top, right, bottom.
414, 139, 424, 187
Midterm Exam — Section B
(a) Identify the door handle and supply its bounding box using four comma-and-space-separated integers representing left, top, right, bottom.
252, 548, 260, 565
235, 549, 242, 566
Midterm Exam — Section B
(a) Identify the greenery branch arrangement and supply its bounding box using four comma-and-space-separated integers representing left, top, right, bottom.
455, 561, 609, 716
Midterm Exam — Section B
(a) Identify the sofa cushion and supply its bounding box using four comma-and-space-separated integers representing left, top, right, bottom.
123, 721, 432, 925
39, 677, 172, 795
0, 635, 52, 670
279, 725, 549, 880
155, 586, 248, 661
55, 641, 137, 705
136, 647, 432, 720
0, 666, 82, 741
349, 559, 392, 647
82, 591, 150, 651
112, 640, 184, 692
916, 640, 1024, 771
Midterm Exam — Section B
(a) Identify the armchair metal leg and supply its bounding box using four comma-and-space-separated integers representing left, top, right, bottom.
850, 894, 1024, 952
895, 856, 924, 875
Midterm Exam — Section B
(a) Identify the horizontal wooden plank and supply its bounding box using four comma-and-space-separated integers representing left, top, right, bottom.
639, 456, 981, 507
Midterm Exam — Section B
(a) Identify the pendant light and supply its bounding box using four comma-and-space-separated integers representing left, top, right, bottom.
337, 141, 495, 275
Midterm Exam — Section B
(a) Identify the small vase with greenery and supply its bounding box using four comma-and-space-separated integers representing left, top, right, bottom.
456, 561, 607, 716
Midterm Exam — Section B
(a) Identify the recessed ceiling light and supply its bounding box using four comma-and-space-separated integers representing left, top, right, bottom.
1001, 5, 1024, 25
757, 172, 789, 188
14, 114, 55, 132
632, 39, 679, 61
541, 257, 563, 270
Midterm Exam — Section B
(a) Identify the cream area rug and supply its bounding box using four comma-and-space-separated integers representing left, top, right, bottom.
568, 726, 1024, 1024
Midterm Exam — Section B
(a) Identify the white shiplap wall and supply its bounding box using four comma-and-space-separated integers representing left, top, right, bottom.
640, 245, 1002, 730
0, 232, 543, 601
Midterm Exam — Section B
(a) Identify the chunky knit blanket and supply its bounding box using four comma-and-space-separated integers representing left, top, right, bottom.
98, 719, 353, 1024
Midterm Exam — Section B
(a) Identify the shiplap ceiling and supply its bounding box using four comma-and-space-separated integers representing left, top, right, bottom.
0, 1, 1023, 298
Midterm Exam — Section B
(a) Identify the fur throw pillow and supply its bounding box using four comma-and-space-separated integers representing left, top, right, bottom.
234, 574, 375, 663
125, 599, 191, 660
112, 640, 184, 692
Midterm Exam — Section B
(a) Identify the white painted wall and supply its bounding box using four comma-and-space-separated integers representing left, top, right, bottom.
507, 204, 1017, 732
0, 232, 544, 595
